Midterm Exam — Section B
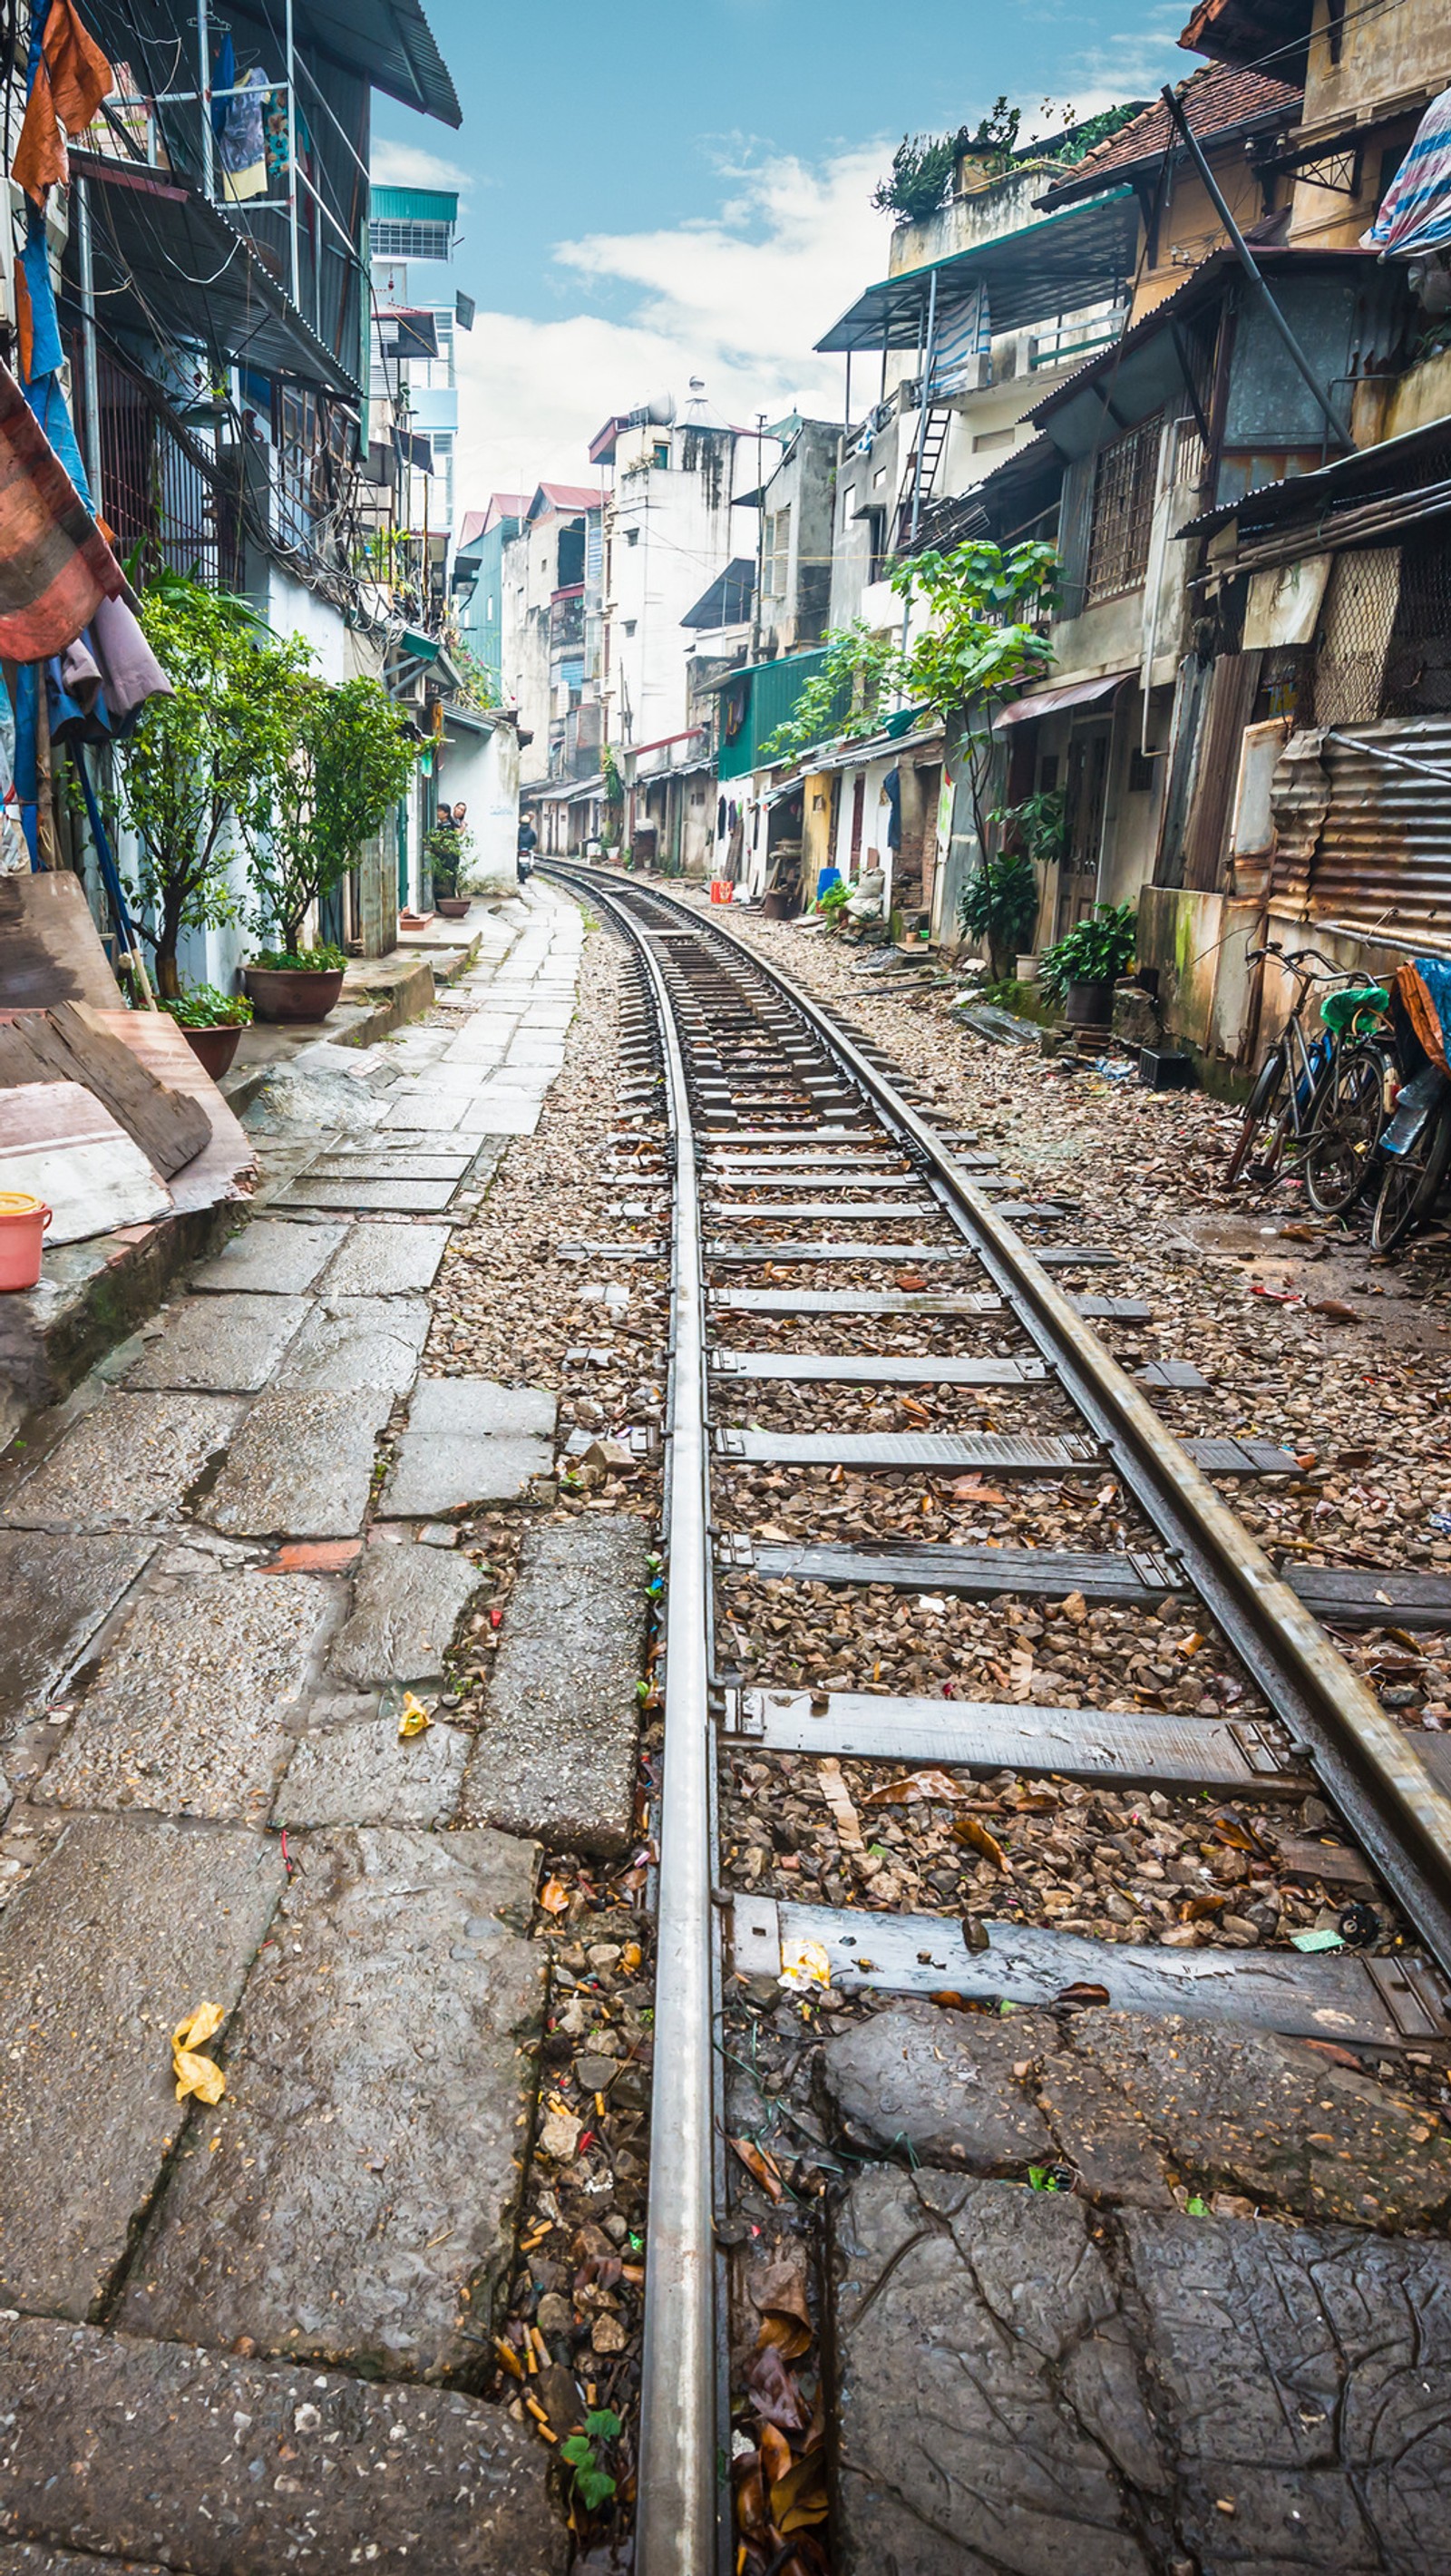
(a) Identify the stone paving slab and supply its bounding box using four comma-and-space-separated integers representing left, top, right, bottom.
831, 2165, 1451, 2576
274, 1176, 459, 1211
273, 1708, 468, 1828
318, 1223, 452, 1297
818, 2001, 1451, 2228
0, 1534, 153, 1736
276, 1296, 430, 1395
379, 1379, 556, 1517
119, 1826, 544, 2378
326, 1538, 483, 1686
0, 2548, 171, 2573
462, 1512, 648, 1854
203, 1388, 393, 1538
1, 1395, 245, 1532
0, 1811, 284, 2317
190, 1220, 346, 1295
34, 1572, 330, 1820
306, 1151, 474, 1180
124, 1293, 311, 1393
377, 1093, 478, 1132
0, 2315, 564, 2574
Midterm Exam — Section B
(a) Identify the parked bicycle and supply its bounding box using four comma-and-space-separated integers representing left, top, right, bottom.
1226, 943, 1390, 1214
1365, 962, 1451, 1253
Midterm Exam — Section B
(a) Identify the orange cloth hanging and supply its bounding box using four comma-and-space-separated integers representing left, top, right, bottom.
12, 0, 113, 205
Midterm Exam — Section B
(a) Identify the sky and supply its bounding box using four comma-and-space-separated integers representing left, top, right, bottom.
370, 0, 1194, 515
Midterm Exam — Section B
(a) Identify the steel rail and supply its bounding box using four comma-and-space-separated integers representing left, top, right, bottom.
551, 867, 720, 2575
557, 864, 1451, 1980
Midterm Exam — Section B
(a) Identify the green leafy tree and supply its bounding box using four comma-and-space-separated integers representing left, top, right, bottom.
759, 623, 896, 766
889, 538, 1059, 864
115, 578, 306, 999
245, 673, 417, 957
872, 133, 957, 223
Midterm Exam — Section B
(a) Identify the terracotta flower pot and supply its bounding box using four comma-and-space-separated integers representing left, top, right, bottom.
244, 966, 345, 1024
179, 1022, 244, 1079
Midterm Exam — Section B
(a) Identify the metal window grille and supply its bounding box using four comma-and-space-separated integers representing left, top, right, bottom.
1384, 525, 1451, 717
1086, 415, 1162, 602
71, 340, 242, 588
1313, 547, 1401, 726
369, 220, 452, 260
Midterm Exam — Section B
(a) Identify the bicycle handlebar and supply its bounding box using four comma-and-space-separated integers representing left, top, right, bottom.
1246, 940, 1349, 979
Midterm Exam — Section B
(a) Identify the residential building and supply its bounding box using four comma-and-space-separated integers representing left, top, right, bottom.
501, 482, 605, 791
590, 382, 776, 749
752, 415, 838, 657
453, 493, 528, 690
369, 181, 467, 562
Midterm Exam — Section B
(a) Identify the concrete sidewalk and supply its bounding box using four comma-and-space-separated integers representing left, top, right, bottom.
0, 879, 587, 2574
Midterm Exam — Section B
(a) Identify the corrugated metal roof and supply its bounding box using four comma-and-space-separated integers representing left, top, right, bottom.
814, 190, 1139, 354
1272, 720, 1451, 955
369, 185, 458, 221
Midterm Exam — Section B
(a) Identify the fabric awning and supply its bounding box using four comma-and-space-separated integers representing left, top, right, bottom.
71, 151, 361, 397
995, 672, 1128, 727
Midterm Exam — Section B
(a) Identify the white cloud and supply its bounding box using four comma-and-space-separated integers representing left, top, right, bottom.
370, 136, 473, 192
453, 144, 888, 512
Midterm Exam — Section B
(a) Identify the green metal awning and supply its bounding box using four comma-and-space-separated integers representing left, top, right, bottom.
814, 189, 1139, 354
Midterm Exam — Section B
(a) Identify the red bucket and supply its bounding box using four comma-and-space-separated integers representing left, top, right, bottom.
0, 1191, 52, 1292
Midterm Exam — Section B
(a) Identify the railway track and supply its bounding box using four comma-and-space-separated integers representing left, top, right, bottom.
548, 864, 1451, 2576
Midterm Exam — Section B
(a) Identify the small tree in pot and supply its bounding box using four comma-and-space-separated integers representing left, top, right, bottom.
244, 672, 416, 1020
116, 575, 305, 999
958, 850, 1040, 981
1038, 902, 1138, 1023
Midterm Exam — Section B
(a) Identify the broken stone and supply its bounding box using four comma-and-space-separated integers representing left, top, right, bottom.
275, 1296, 430, 1396
34, 1573, 329, 1821
0, 2314, 564, 2573
818, 2000, 1057, 2169
0, 1533, 153, 1738
273, 1712, 468, 1830
1, 1394, 243, 1532
203, 1388, 393, 1538
190, 1218, 347, 1296
124, 1293, 311, 1392
461, 1514, 648, 1854
379, 1378, 556, 1517
318, 1222, 452, 1297
0, 1812, 283, 2318
326, 1540, 482, 1687
118, 1827, 544, 2378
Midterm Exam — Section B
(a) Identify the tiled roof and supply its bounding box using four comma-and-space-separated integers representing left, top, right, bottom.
531, 481, 601, 516
1038, 63, 1300, 205
457, 510, 486, 547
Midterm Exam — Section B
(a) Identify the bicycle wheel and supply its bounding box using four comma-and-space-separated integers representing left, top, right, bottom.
1370, 1099, 1451, 1252
1226, 1045, 1287, 1186
1304, 1044, 1388, 1214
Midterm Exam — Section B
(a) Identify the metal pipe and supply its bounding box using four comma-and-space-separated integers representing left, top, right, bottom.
285, 0, 301, 308
908, 265, 939, 547
195, 0, 214, 198
1159, 85, 1353, 451
73, 173, 103, 512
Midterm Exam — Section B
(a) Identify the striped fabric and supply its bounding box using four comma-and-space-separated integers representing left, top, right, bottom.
0, 358, 124, 659
1363, 86, 1451, 257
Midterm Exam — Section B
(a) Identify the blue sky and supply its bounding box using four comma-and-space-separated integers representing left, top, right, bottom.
372, 0, 1193, 505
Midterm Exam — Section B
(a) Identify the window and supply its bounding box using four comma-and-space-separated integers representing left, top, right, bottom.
369, 220, 453, 260
1086, 415, 1162, 602
626, 527, 639, 546
765, 507, 792, 599
623, 619, 638, 637
652, 440, 670, 470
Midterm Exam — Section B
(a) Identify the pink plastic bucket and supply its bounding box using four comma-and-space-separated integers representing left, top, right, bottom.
0, 1191, 52, 1291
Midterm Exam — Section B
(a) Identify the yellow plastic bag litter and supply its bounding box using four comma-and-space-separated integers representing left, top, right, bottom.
395, 1691, 432, 1739
172, 2000, 227, 2105
777, 1936, 831, 1995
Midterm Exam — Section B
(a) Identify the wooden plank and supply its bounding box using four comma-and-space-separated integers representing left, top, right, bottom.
720, 1535, 1184, 1604
716, 1428, 1100, 1472
1287, 1565, 1451, 1630
702, 1200, 934, 1221
709, 1352, 1046, 1385
706, 1241, 975, 1264
730, 1895, 1451, 2041
0, 1002, 210, 1178
727, 1685, 1303, 1794
702, 1127, 870, 1144
90, 1009, 255, 1211
0, 871, 125, 1010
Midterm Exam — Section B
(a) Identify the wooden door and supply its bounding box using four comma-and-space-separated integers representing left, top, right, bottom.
1056, 725, 1110, 936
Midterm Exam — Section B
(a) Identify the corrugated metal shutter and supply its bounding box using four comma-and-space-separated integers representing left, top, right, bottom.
1282, 719, 1451, 953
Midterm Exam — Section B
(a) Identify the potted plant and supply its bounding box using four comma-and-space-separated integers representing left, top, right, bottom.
958, 850, 1040, 981
1038, 902, 1138, 1026
244, 670, 416, 1020
161, 983, 253, 1078
425, 823, 472, 920
116, 574, 307, 999
987, 788, 1064, 974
